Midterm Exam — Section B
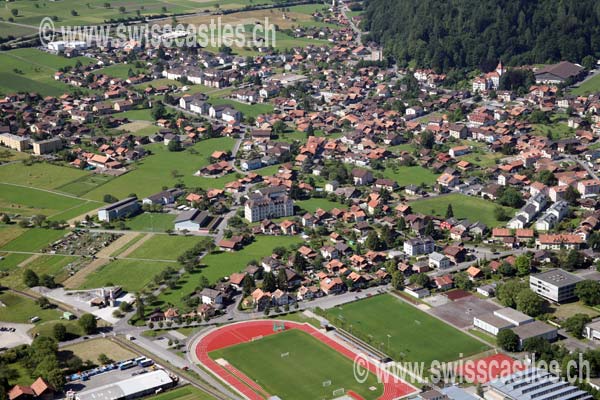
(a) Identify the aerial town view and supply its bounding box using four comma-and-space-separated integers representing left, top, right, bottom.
3, 0, 600, 399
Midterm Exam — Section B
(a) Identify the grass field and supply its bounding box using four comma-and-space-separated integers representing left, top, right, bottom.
571, 74, 600, 96
94, 64, 147, 79
0, 162, 90, 190
0, 253, 31, 272
0, 49, 92, 96
410, 193, 512, 227
76, 259, 176, 292
0, 0, 266, 27
56, 174, 114, 197
322, 294, 488, 366
126, 235, 201, 260
154, 269, 202, 310
1, 255, 78, 289
296, 198, 345, 213
381, 166, 438, 187
211, 329, 383, 400
210, 329, 383, 400
125, 213, 175, 232
83, 138, 236, 201
201, 235, 302, 283
113, 108, 154, 121
0, 225, 25, 248
59, 338, 137, 364
31, 319, 84, 340
110, 233, 145, 257
145, 386, 215, 400
0, 183, 93, 218
0, 228, 67, 252
0, 291, 61, 324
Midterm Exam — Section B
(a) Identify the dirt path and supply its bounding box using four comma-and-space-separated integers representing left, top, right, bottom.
117, 233, 153, 258
17, 254, 41, 268
62, 233, 140, 289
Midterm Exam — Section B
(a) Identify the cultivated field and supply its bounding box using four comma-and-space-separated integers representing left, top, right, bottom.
322, 294, 488, 366
210, 329, 384, 400
1, 255, 78, 289
409, 193, 512, 227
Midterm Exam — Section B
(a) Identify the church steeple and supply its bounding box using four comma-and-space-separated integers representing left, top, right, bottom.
496, 60, 505, 76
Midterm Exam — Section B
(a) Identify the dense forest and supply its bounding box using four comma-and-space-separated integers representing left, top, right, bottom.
362, 0, 600, 72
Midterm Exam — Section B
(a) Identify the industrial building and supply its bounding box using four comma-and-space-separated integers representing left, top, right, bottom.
74, 370, 174, 400
487, 368, 592, 400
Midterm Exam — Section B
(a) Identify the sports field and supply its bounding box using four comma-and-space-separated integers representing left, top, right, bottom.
198, 320, 416, 400
409, 193, 512, 227
322, 294, 488, 366
211, 329, 383, 400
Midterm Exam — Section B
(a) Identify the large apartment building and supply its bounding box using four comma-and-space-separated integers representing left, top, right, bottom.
244, 186, 294, 223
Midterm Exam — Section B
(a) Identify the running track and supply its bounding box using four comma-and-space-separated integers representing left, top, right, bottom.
195, 320, 418, 400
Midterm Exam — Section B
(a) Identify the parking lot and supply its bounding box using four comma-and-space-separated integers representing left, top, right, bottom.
0, 322, 34, 349
64, 363, 155, 393
430, 296, 501, 329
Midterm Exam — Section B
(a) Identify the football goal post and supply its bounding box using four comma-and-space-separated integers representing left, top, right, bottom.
332, 388, 345, 397
280, 352, 290, 358
322, 380, 332, 387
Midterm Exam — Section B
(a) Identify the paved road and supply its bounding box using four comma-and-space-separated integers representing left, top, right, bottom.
565, 154, 599, 180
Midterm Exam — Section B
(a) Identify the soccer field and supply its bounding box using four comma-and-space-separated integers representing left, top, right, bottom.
210, 329, 383, 400
322, 294, 489, 366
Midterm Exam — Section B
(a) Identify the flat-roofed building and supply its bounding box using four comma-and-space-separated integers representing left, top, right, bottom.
494, 307, 534, 326
488, 368, 592, 400
75, 369, 174, 400
0, 133, 30, 152
32, 137, 62, 155
530, 268, 583, 303
97, 197, 140, 222
511, 320, 558, 348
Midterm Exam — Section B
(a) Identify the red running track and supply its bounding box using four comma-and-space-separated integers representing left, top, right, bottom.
195, 320, 418, 400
